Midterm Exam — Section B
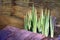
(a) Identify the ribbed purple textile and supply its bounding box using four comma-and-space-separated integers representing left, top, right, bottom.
0, 26, 45, 40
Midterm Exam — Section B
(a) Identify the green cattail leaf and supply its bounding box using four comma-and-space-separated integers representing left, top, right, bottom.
37, 18, 42, 33
50, 16, 54, 38
27, 12, 32, 30
32, 5, 37, 33
44, 9, 50, 37
24, 13, 28, 30
40, 8, 45, 34
45, 16, 49, 37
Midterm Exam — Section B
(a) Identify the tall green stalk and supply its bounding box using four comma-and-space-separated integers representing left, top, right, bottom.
40, 8, 45, 34
45, 9, 50, 37
50, 16, 54, 38
31, 5, 37, 33
24, 11, 32, 30
24, 13, 28, 30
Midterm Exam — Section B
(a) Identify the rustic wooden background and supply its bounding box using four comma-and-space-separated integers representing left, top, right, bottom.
0, 0, 60, 29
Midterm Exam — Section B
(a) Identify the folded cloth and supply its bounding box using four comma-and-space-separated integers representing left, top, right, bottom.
0, 25, 45, 40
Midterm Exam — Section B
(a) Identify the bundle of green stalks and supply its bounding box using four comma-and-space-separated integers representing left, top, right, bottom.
24, 5, 54, 38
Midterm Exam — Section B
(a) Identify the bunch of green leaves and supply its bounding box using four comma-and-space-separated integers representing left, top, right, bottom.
24, 5, 54, 38
24, 5, 37, 33
38, 8, 54, 38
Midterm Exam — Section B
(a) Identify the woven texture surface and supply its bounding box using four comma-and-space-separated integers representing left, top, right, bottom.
0, 25, 45, 40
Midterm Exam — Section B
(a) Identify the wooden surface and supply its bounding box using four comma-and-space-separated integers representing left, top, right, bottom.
0, 15, 24, 29
0, 5, 60, 29
0, 0, 60, 29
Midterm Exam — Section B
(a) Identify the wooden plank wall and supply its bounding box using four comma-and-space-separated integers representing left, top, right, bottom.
0, 0, 60, 29
0, 0, 30, 29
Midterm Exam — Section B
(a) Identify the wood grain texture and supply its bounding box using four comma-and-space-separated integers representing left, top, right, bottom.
0, 15, 24, 29
0, 5, 60, 30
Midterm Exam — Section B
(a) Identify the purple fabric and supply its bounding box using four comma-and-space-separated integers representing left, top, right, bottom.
0, 26, 45, 40
0, 26, 19, 40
